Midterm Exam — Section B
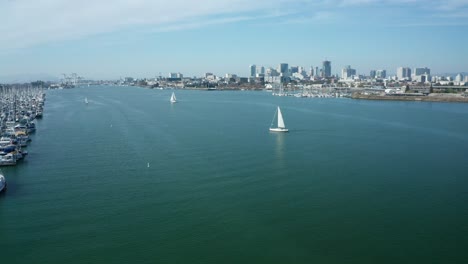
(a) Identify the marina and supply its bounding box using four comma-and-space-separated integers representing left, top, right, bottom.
0, 86, 45, 167
0, 86, 45, 189
269, 84, 353, 98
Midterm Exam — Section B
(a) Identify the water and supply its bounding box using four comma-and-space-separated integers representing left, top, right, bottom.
1, 86, 467, 263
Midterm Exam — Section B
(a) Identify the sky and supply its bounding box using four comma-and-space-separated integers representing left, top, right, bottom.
0, 0, 467, 81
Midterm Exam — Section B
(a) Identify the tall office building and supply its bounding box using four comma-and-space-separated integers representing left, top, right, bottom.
249, 65, 256, 77
322, 61, 331, 77
298, 66, 305, 75
169, 73, 183, 78
309, 66, 314, 77
341, 65, 356, 79
256, 65, 265, 76
397, 67, 411, 80
376, 70, 386, 79
290, 66, 299, 74
414, 67, 430, 76
370, 70, 376, 78
266, 67, 279, 77
413, 67, 431, 83
278, 63, 289, 76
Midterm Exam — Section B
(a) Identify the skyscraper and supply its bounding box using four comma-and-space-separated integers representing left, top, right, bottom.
298, 66, 305, 75
266, 67, 279, 77
413, 67, 431, 83
370, 70, 376, 78
249, 65, 256, 77
376, 70, 386, 79
341, 65, 356, 79
397, 67, 411, 80
322, 61, 331, 77
256, 65, 265, 76
414, 67, 430, 76
278, 63, 289, 76
290, 66, 299, 74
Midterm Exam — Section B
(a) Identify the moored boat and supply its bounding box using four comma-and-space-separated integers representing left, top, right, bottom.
0, 172, 5, 193
0, 153, 17, 166
0, 85, 45, 167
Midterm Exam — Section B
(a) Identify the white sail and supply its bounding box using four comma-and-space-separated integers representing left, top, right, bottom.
85, 97, 88, 104
269, 106, 288, 132
170, 92, 177, 103
277, 107, 285, 128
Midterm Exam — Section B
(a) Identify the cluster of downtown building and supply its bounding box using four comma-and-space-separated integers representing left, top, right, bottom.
120, 61, 334, 88
116, 60, 467, 89
348, 66, 466, 86
342, 65, 467, 86
248, 61, 331, 83
250, 62, 467, 86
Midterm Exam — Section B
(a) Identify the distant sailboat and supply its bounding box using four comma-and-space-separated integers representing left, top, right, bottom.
85, 97, 88, 104
170, 92, 177, 103
269, 106, 288, 132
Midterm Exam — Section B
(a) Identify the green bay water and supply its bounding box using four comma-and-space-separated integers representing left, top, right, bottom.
1, 86, 466, 263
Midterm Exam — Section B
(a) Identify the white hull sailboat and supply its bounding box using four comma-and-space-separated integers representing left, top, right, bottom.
85, 97, 88, 104
170, 92, 177, 103
269, 106, 288, 132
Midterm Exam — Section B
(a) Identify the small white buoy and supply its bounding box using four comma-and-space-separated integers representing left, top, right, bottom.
147, 162, 150, 168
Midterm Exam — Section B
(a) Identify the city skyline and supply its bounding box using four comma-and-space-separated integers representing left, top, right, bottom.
1, 0, 467, 82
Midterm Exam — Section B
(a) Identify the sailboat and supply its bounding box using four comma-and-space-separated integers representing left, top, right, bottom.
269, 106, 288, 132
170, 92, 177, 103
85, 97, 88, 104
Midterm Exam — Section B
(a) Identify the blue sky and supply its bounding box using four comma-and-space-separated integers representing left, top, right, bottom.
1, 0, 467, 81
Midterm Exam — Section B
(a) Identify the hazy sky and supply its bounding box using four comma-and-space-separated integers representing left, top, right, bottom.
1, 0, 467, 80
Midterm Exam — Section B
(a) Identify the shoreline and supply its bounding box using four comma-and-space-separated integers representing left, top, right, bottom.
351, 93, 468, 103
